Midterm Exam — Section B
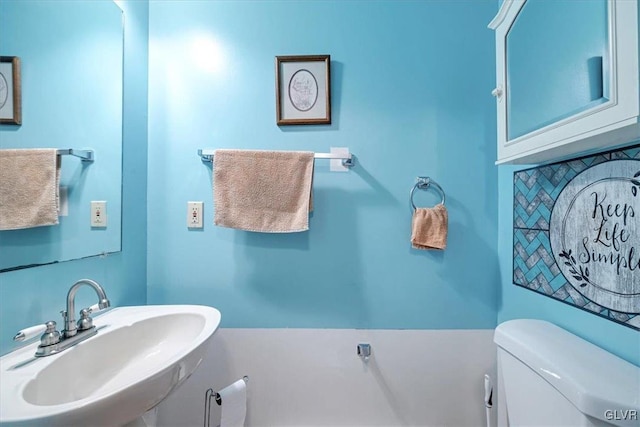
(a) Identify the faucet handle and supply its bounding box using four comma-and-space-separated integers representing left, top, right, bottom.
40, 321, 61, 347
14, 321, 62, 347
77, 308, 94, 331
88, 301, 110, 314
13, 324, 47, 342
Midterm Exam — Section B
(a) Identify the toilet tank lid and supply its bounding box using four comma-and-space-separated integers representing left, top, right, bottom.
495, 320, 640, 425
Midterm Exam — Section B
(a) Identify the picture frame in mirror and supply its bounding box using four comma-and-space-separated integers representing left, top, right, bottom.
0, 56, 21, 125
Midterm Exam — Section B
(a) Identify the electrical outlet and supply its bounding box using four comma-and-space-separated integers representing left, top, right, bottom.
91, 201, 107, 227
187, 201, 203, 228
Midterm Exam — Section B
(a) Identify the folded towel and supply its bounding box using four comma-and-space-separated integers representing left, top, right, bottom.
213, 149, 314, 232
411, 204, 448, 250
0, 149, 60, 230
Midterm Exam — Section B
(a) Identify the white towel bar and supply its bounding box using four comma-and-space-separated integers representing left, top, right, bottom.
197, 149, 354, 167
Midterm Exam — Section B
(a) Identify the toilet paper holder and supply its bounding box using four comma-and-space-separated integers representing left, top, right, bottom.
204, 376, 250, 427
214, 376, 249, 406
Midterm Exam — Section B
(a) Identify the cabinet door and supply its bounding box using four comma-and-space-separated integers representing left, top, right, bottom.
506, 0, 609, 140
490, 0, 640, 165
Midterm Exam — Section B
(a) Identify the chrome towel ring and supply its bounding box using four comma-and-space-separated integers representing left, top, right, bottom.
410, 177, 446, 211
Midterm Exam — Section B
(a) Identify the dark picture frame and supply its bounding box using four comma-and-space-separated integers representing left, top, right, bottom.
0, 56, 22, 125
275, 55, 331, 125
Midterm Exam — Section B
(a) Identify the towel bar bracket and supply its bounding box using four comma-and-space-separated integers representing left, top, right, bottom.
57, 149, 94, 162
200, 153, 214, 163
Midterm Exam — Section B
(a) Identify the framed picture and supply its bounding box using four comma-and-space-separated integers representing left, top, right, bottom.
0, 56, 21, 125
275, 55, 331, 125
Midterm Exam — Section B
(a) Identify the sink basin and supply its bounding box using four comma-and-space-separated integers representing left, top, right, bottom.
0, 305, 221, 426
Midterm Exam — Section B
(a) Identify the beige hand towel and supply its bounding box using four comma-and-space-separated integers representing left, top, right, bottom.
214, 149, 314, 233
411, 204, 448, 250
0, 149, 60, 230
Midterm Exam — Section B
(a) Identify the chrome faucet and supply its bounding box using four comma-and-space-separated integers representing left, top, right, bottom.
63, 279, 110, 338
13, 279, 111, 357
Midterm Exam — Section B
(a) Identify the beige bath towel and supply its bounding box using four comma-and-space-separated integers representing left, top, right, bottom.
0, 149, 60, 230
411, 204, 448, 250
214, 149, 314, 232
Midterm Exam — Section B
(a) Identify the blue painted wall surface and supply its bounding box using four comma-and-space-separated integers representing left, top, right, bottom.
147, 1, 499, 329
0, 0, 148, 356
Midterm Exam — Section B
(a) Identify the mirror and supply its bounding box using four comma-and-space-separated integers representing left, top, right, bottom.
0, 0, 123, 271
505, 0, 609, 140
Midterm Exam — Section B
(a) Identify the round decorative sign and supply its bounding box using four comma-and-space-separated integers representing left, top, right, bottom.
288, 69, 318, 112
550, 160, 640, 314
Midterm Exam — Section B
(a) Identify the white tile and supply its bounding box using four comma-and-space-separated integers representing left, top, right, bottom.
157, 329, 496, 427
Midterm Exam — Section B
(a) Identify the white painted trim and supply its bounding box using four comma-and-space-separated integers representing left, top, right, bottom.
488, 0, 522, 30
495, 118, 639, 165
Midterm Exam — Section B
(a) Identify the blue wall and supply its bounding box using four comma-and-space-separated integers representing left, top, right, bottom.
147, 0, 499, 329
0, 0, 148, 356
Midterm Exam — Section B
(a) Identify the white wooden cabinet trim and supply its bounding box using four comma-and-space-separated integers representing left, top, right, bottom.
490, 0, 639, 165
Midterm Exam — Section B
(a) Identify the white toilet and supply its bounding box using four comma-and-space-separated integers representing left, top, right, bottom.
495, 319, 640, 427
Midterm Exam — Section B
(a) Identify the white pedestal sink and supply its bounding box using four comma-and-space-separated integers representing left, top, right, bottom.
1, 305, 221, 426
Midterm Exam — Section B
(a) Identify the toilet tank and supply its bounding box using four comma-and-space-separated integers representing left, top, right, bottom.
495, 320, 639, 427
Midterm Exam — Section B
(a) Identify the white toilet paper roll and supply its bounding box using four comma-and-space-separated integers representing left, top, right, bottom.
219, 379, 247, 427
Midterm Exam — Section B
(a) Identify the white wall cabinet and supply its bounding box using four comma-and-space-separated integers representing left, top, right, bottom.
490, 0, 639, 165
